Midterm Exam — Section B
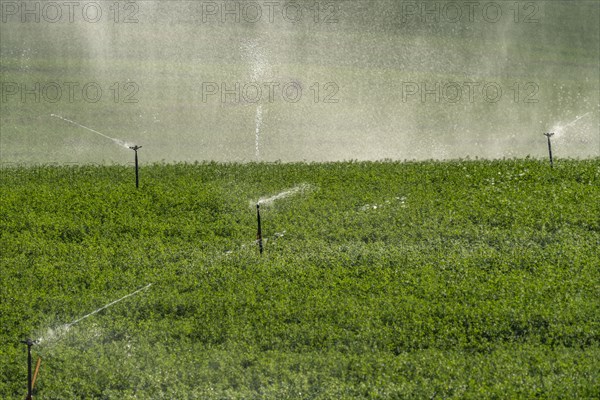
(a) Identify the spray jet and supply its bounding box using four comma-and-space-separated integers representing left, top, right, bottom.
51, 114, 142, 186
50, 114, 132, 149
543, 132, 555, 168
129, 145, 142, 188
256, 204, 263, 255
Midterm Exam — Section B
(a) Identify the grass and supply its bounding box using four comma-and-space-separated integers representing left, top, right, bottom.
1, 158, 599, 398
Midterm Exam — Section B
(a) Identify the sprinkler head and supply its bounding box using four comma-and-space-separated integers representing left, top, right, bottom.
129, 145, 142, 151
543, 132, 555, 138
20, 339, 36, 346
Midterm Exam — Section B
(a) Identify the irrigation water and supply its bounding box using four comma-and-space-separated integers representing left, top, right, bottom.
241, 38, 271, 160
359, 196, 407, 211
551, 112, 593, 138
251, 183, 313, 254
255, 104, 263, 159
37, 284, 152, 346
2, 3, 598, 162
255, 184, 313, 207
224, 231, 286, 255
50, 114, 134, 150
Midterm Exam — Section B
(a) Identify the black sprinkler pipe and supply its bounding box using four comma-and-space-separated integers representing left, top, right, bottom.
129, 145, 142, 188
20, 338, 34, 400
256, 204, 263, 255
544, 133, 554, 168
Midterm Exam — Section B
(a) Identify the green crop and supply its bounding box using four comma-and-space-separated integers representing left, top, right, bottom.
1, 159, 599, 399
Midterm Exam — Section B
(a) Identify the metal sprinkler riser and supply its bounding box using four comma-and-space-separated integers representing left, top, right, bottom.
543, 133, 554, 168
129, 145, 142, 188
256, 204, 263, 255
20, 338, 36, 400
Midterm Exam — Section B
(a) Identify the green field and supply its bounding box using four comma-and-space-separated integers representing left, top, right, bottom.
1, 159, 599, 398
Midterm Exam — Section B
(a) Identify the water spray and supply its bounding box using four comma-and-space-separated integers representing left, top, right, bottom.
544, 132, 555, 168
50, 114, 131, 149
554, 112, 592, 135
256, 204, 263, 255
255, 184, 312, 207
63, 284, 152, 331
37, 284, 153, 346
255, 104, 263, 159
20, 338, 36, 400
129, 145, 142, 188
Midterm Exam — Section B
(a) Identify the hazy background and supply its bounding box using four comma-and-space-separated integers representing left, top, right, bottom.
1, 0, 598, 164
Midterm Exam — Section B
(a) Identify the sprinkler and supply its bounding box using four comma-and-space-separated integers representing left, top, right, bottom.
129, 145, 142, 188
256, 204, 263, 255
20, 338, 36, 400
543, 132, 555, 168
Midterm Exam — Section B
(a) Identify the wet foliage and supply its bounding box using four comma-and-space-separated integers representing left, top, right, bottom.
1, 159, 599, 398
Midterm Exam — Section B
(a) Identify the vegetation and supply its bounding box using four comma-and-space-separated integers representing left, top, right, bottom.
1, 159, 599, 399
